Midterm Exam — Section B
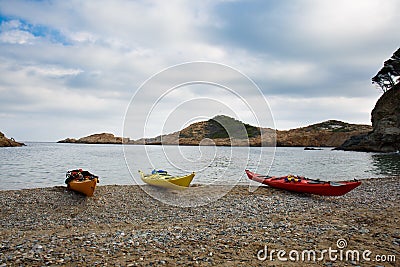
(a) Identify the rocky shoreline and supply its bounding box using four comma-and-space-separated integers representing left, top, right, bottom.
57, 119, 372, 148
0, 177, 399, 266
336, 85, 400, 153
0, 132, 25, 147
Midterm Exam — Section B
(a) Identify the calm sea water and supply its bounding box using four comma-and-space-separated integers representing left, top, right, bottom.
0, 142, 399, 190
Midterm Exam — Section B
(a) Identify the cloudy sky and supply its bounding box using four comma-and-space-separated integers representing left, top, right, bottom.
0, 0, 399, 141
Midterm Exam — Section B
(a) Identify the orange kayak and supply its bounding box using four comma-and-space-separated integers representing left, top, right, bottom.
65, 169, 99, 196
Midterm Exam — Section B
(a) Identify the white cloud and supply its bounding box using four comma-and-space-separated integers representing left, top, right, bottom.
0, 19, 25, 31
0, 29, 35, 44
268, 94, 380, 130
26, 65, 83, 77
0, 60, 123, 117
0, 19, 36, 44
0, 0, 397, 141
299, 0, 398, 41
286, 0, 400, 61
67, 31, 97, 43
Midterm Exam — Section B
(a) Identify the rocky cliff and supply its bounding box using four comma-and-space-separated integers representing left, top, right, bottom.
58, 133, 129, 144
0, 132, 25, 147
277, 120, 372, 147
336, 84, 400, 152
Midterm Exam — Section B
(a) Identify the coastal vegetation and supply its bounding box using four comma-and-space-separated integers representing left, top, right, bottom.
198, 115, 259, 139
372, 48, 400, 93
337, 48, 400, 152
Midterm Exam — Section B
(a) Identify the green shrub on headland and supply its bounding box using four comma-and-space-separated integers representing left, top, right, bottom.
205, 115, 260, 139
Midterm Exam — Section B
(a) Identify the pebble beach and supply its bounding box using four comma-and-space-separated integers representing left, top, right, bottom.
1, 177, 399, 266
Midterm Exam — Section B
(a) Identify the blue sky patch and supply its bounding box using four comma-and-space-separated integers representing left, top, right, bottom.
0, 14, 70, 45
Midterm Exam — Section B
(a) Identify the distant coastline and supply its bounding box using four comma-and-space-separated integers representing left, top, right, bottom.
58, 116, 372, 148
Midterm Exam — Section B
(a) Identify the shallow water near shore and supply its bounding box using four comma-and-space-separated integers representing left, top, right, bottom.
0, 142, 399, 190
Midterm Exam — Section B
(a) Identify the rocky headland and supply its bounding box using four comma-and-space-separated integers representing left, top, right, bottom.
0, 132, 25, 147
276, 120, 371, 147
60, 116, 371, 147
130, 115, 276, 147
129, 116, 371, 147
58, 133, 129, 144
336, 83, 400, 152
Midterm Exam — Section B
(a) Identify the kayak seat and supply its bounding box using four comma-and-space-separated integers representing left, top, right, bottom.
329, 182, 345, 186
257, 175, 272, 178
308, 180, 326, 184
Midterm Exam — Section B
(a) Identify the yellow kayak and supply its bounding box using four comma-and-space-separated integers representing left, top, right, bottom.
65, 169, 99, 197
139, 170, 195, 189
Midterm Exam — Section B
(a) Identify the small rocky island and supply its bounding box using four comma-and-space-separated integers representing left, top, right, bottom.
58, 133, 129, 144
0, 132, 25, 147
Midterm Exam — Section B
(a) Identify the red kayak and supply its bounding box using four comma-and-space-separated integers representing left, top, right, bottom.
245, 170, 361, 196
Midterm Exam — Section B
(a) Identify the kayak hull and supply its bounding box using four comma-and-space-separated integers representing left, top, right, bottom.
139, 171, 195, 190
245, 170, 361, 196
68, 178, 98, 196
